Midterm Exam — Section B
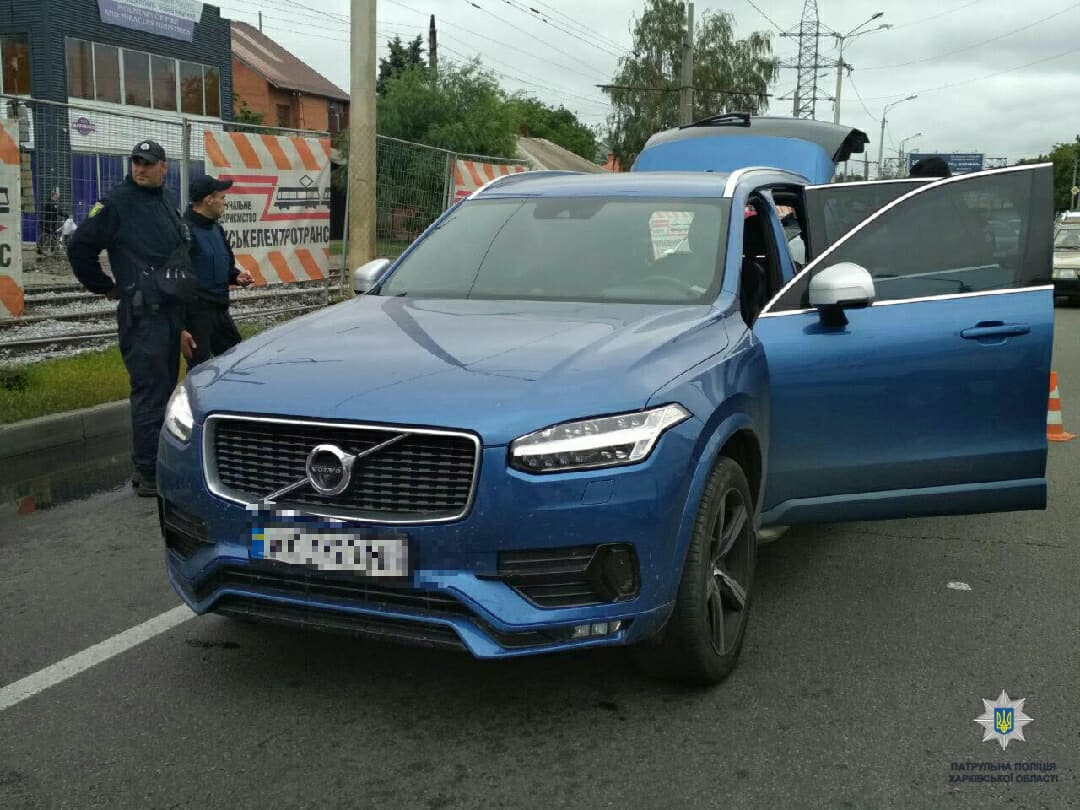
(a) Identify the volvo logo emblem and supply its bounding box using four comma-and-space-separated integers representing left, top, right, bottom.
261, 434, 406, 505
305, 444, 356, 496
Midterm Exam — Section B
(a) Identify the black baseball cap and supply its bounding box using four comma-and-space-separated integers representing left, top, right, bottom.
190, 174, 234, 202
131, 140, 166, 163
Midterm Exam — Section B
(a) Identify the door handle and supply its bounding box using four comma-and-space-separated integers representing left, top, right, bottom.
960, 322, 1030, 340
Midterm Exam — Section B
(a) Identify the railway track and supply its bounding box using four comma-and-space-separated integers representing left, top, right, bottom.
0, 300, 343, 362
6, 286, 335, 327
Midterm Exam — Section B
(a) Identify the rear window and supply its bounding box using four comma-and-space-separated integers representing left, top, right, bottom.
380, 197, 729, 304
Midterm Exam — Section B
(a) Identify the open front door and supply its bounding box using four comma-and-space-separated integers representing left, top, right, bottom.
754, 165, 1055, 527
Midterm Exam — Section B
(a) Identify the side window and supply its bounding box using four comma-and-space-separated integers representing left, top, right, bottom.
772, 167, 1053, 311
805, 180, 927, 258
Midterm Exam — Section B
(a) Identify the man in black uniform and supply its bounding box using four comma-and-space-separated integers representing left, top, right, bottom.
180, 174, 253, 367
67, 140, 188, 497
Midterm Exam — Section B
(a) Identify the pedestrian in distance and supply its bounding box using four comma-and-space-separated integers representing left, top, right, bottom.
909, 156, 952, 179
180, 175, 254, 368
67, 140, 196, 498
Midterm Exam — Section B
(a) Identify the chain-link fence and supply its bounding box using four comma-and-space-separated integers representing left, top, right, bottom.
2, 92, 526, 280
366, 136, 527, 259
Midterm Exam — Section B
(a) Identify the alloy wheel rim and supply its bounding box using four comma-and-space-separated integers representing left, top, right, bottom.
705, 487, 752, 656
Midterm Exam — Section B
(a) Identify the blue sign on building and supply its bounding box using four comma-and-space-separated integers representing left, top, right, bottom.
907, 153, 985, 175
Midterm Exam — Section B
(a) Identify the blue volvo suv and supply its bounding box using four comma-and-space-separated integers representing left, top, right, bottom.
158, 117, 1054, 684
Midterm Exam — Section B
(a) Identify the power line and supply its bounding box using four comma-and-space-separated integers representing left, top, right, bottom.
742, 0, 786, 33
439, 43, 611, 110
846, 75, 877, 122
437, 29, 608, 83
497, 0, 625, 58
862, 40, 1080, 101
382, 0, 611, 80
526, 0, 628, 53
861, 0, 1080, 71
886, 0, 987, 31
598, 83, 771, 98
461, 0, 613, 76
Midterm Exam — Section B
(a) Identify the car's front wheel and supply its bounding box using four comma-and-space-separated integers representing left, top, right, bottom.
632, 456, 757, 686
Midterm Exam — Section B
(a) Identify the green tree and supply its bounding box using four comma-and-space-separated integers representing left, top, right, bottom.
604, 0, 779, 166
1018, 137, 1080, 211
232, 96, 265, 132
377, 61, 518, 158
508, 97, 598, 161
377, 35, 427, 96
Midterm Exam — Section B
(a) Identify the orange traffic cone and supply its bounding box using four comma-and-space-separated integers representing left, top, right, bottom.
1047, 371, 1076, 442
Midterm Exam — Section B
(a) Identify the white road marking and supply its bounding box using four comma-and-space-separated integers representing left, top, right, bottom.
0, 605, 195, 713
947, 581, 973, 591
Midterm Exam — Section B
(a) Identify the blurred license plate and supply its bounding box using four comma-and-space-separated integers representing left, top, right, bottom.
251, 525, 409, 576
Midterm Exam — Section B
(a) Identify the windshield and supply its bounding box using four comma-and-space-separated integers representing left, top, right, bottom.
379, 197, 728, 304
1054, 227, 1080, 249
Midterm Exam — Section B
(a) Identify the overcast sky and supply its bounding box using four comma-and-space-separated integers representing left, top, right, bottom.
214, 0, 1080, 163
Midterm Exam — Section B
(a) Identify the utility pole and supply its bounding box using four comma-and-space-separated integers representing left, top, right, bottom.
1072, 141, 1078, 209
348, 0, 377, 271
428, 14, 437, 77
878, 95, 917, 179
679, 2, 695, 126
258, 11, 263, 31
832, 39, 845, 125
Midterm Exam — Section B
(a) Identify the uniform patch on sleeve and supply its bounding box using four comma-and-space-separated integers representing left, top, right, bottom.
88, 202, 104, 218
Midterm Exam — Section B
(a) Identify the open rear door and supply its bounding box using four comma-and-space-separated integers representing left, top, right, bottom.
632, 114, 869, 184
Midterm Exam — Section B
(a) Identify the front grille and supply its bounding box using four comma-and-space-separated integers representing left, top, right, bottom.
196, 564, 472, 618
207, 416, 478, 521
213, 596, 467, 651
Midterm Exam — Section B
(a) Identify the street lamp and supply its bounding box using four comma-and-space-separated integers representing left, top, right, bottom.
878, 95, 918, 178
898, 132, 922, 175
832, 13, 892, 124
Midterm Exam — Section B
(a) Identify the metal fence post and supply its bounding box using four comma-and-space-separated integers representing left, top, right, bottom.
180, 118, 191, 209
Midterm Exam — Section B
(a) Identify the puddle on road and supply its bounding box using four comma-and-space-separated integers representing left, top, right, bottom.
1, 435, 134, 516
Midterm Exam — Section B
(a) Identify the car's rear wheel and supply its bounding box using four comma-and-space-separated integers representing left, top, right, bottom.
632, 456, 757, 686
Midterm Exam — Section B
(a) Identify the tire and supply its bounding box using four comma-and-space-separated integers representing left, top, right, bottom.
632, 456, 757, 686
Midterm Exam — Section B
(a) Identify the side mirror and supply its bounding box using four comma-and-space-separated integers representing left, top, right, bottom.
808, 262, 875, 327
353, 258, 392, 294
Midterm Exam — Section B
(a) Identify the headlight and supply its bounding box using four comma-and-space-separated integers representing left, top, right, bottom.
509, 404, 691, 473
164, 384, 194, 442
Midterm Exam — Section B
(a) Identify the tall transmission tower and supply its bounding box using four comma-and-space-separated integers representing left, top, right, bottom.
792, 0, 823, 118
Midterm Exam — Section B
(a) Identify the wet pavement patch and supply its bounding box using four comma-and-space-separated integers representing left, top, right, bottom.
1, 434, 134, 516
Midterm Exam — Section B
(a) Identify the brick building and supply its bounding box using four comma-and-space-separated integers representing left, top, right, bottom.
231, 22, 348, 136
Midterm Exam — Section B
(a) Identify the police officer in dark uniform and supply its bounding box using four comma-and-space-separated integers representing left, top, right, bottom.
67, 140, 188, 497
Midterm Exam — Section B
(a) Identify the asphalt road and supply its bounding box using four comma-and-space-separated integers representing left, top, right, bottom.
1, 307, 1078, 810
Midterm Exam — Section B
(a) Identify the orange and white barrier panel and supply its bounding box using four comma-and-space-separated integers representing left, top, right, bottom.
204, 130, 333, 285
452, 159, 526, 204
0, 119, 23, 319
1047, 371, 1076, 442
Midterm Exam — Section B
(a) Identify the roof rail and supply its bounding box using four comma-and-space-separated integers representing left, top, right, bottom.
469, 169, 584, 199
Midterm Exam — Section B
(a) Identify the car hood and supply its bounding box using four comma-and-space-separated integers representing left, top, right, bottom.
187, 296, 728, 445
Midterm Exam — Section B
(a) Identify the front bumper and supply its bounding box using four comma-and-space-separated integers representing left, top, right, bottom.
158, 415, 703, 658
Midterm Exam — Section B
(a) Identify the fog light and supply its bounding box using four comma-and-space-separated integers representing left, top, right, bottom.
571, 620, 624, 639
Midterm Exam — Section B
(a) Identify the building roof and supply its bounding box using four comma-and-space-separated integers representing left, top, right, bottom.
231, 21, 349, 102
516, 137, 606, 174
